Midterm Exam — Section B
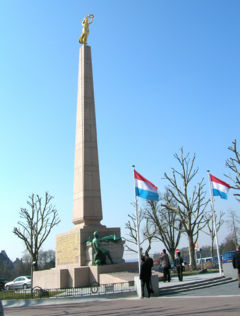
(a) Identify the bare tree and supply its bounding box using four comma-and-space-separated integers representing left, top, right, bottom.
144, 189, 182, 262
22, 249, 55, 270
38, 249, 55, 269
226, 139, 240, 201
163, 148, 209, 270
13, 192, 60, 270
125, 207, 155, 254
220, 233, 237, 253
226, 210, 240, 248
204, 211, 225, 257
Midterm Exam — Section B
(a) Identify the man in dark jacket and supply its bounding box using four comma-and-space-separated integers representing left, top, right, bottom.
232, 245, 240, 288
140, 256, 152, 298
160, 249, 171, 282
175, 251, 184, 281
145, 251, 154, 294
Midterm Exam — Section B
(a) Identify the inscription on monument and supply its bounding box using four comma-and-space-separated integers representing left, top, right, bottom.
56, 232, 79, 265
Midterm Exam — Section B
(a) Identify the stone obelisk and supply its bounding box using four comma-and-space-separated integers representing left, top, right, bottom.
55, 16, 122, 268
72, 44, 103, 227
33, 17, 137, 289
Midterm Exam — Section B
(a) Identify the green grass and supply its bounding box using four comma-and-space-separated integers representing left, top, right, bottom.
0, 291, 33, 300
0, 290, 63, 300
171, 269, 219, 277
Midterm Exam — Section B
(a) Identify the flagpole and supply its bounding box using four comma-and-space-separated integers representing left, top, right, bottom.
207, 170, 222, 276
132, 165, 142, 278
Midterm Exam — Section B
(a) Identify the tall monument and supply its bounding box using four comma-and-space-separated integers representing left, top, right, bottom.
72, 45, 103, 227
55, 14, 121, 268
73, 14, 103, 227
33, 16, 136, 289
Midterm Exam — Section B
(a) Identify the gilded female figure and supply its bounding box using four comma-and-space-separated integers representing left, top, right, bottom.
79, 14, 94, 44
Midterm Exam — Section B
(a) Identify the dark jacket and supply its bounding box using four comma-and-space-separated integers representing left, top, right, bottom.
232, 251, 240, 269
146, 257, 153, 268
175, 255, 183, 267
140, 261, 151, 281
145, 257, 153, 278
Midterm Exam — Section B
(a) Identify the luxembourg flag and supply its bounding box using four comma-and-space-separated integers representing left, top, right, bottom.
210, 174, 231, 200
134, 170, 159, 201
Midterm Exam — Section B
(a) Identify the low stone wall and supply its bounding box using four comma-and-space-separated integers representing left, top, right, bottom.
33, 266, 90, 289
33, 262, 138, 289
90, 262, 138, 284
33, 268, 68, 289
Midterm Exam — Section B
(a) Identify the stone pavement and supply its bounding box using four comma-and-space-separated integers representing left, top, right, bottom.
3, 273, 240, 316
3, 296, 240, 316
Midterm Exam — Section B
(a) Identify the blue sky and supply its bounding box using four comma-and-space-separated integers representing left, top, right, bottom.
0, 0, 239, 261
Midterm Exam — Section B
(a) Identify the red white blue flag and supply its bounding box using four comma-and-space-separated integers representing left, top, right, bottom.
210, 174, 231, 200
134, 170, 159, 201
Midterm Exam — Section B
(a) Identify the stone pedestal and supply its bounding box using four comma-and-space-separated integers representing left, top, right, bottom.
56, 226, 122, 267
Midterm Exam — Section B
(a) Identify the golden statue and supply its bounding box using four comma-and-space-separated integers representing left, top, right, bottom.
79, 14, 94, 45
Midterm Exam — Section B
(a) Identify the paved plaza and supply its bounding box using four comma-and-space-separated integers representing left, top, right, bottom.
4, 295, 240, 316
3, 276, 240, 316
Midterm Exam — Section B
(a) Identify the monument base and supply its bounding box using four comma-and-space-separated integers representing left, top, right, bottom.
33, 224, 133, 289
33, 262, 138, 289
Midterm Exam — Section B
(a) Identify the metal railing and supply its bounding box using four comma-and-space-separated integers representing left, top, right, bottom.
0, 282, 136, 300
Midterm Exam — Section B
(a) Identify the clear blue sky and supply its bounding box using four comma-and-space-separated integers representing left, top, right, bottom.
0, 0, 239, 261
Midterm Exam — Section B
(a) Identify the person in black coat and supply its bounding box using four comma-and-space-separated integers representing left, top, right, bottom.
145, 251, 154, 294
232, 245, 240, 288
140, 256, 152, 298
175, 252, 184, 281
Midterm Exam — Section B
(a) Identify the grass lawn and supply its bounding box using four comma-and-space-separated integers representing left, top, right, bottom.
171, 269, 219, 277
0, 289, 62, 300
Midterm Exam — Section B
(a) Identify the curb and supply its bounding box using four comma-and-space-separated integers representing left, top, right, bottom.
2, 292, 138, 308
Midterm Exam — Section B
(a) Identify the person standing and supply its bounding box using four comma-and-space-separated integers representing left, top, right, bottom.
232, 245, 240, 288
145, 251, 154, 294
160, 249, 171, 282
140, 256, 152, 298
175, 251, 184, 281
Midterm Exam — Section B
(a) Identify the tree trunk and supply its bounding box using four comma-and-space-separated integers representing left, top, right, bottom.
211, 238, 214, 258
32, 254, 39, 271
188, 235, 196, 270
170, 250, 175, 264
233, 224, 238, 248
